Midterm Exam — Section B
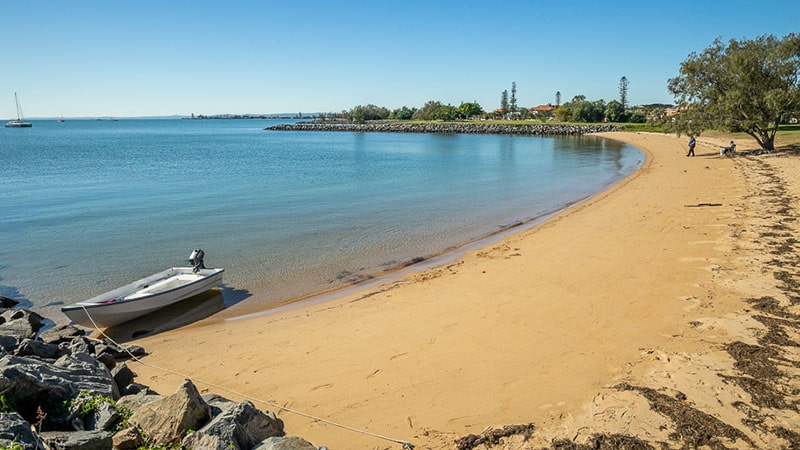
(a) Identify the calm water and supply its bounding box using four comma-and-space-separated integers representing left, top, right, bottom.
0, 119, 642, 321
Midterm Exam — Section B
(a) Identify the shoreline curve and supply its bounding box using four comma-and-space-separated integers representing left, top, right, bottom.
129, 131, 800, 449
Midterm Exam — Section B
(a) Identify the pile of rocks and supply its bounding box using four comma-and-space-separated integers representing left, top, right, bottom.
266, 121, 621, 136
0, 296, 324, 450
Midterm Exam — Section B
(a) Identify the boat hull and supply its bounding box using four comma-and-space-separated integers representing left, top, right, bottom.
61, 267, 224, 328
5, 120, 32, 128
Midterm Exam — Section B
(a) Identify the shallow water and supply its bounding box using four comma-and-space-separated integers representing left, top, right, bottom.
0, 119, 642, 320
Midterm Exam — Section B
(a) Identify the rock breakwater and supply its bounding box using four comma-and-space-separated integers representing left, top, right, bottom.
0, 296, 325, 450
266, 121, 620, 136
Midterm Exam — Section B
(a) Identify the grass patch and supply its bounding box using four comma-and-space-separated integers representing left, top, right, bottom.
618, 123, 665, 132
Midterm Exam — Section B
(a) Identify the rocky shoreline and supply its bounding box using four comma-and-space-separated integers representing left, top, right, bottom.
266, 121, 621, 136
0, 297, 323, 450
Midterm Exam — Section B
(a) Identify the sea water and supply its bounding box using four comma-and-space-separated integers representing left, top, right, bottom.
0, 119, 642, 320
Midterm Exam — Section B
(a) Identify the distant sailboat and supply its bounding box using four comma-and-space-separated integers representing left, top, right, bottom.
57, 115, 65, 123
5, 93, 32, 128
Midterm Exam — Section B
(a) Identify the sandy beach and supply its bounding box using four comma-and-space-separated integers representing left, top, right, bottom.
126, 132, 800, 449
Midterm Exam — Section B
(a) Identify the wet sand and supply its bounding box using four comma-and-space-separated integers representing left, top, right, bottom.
129, 132, 800, 449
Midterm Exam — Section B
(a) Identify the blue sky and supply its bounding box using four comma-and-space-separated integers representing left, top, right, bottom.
2, 1, 798, 118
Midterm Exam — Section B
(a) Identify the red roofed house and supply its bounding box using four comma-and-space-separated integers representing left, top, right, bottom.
529, 105, 555, 116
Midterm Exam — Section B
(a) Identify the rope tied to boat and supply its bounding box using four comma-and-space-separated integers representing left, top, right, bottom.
78, 305, 415, 450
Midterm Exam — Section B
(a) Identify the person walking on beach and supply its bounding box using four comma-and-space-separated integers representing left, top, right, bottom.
687, 136, 696, 157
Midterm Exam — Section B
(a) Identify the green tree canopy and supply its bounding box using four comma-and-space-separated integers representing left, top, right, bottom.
605, 100, 627, 122
667, 33, 800, 150
458, 102, 484, 119
551, 95, 610, 123
347, 104, 390, 123
390, 106, 417, 120
510, 82, 518, 112
413, 101, 444, 120
571, 99, 606, 122
430, 104, 460, 121
500, 90, 509, 114
554, 105, 571, 122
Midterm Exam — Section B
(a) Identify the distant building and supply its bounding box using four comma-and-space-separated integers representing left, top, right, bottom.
529, 105, 555, 116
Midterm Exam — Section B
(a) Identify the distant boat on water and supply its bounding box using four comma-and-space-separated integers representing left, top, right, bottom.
57, 115, 65, 123
5, 92, 32, 128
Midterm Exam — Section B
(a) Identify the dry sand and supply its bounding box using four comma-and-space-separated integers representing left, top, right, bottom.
127, 132, 800, 449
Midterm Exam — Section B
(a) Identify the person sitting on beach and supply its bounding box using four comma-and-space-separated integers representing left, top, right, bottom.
721, 140, 736, 157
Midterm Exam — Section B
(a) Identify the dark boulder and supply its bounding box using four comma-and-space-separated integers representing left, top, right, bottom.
111, 362, 136, 389
65, 336, 95, 357
39, 324, 86, 345
67, 395, 121, 432
0, 353, 118, 427
84, 401, 121, 432
0, 309, 45, 340
53, 353, 120, 400
0, 335, 18, 352
95, 340, 145, 360
14, 338, 64, 360
38, 430, 113, 450
0, 296, 20, 309
183, 399, 284, 450
0, 412, 37, 450
96, 351, 116, 369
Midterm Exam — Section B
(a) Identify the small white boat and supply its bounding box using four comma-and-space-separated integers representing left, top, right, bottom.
62, 266, 224, 328
5, 92, 32, 128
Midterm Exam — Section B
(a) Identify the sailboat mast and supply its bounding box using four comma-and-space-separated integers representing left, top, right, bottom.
14, 92, 24, 120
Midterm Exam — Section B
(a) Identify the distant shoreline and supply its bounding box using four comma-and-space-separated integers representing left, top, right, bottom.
266, 121, 621, 135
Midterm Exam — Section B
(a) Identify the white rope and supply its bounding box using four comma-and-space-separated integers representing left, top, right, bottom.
79, 306, 415, 450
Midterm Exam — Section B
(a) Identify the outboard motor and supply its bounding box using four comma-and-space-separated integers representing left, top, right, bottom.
189, 249, 206, 273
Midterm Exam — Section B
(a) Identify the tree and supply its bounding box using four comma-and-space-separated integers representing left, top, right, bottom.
500, 90, 509, 114
430, 104, 460, 121
350, 106, 366, 124
413, 101, 444, 120
619, 76, 629, 110
458, 102, 484, 119
667, 33, 800, 150
605, 100, 627, 122
510, 82, 518, 112
347, 104, 390, 123
552, 94, 611, 123
554, 105, 571, 122
571, 99, 606, 122
390, 106, 416, 120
